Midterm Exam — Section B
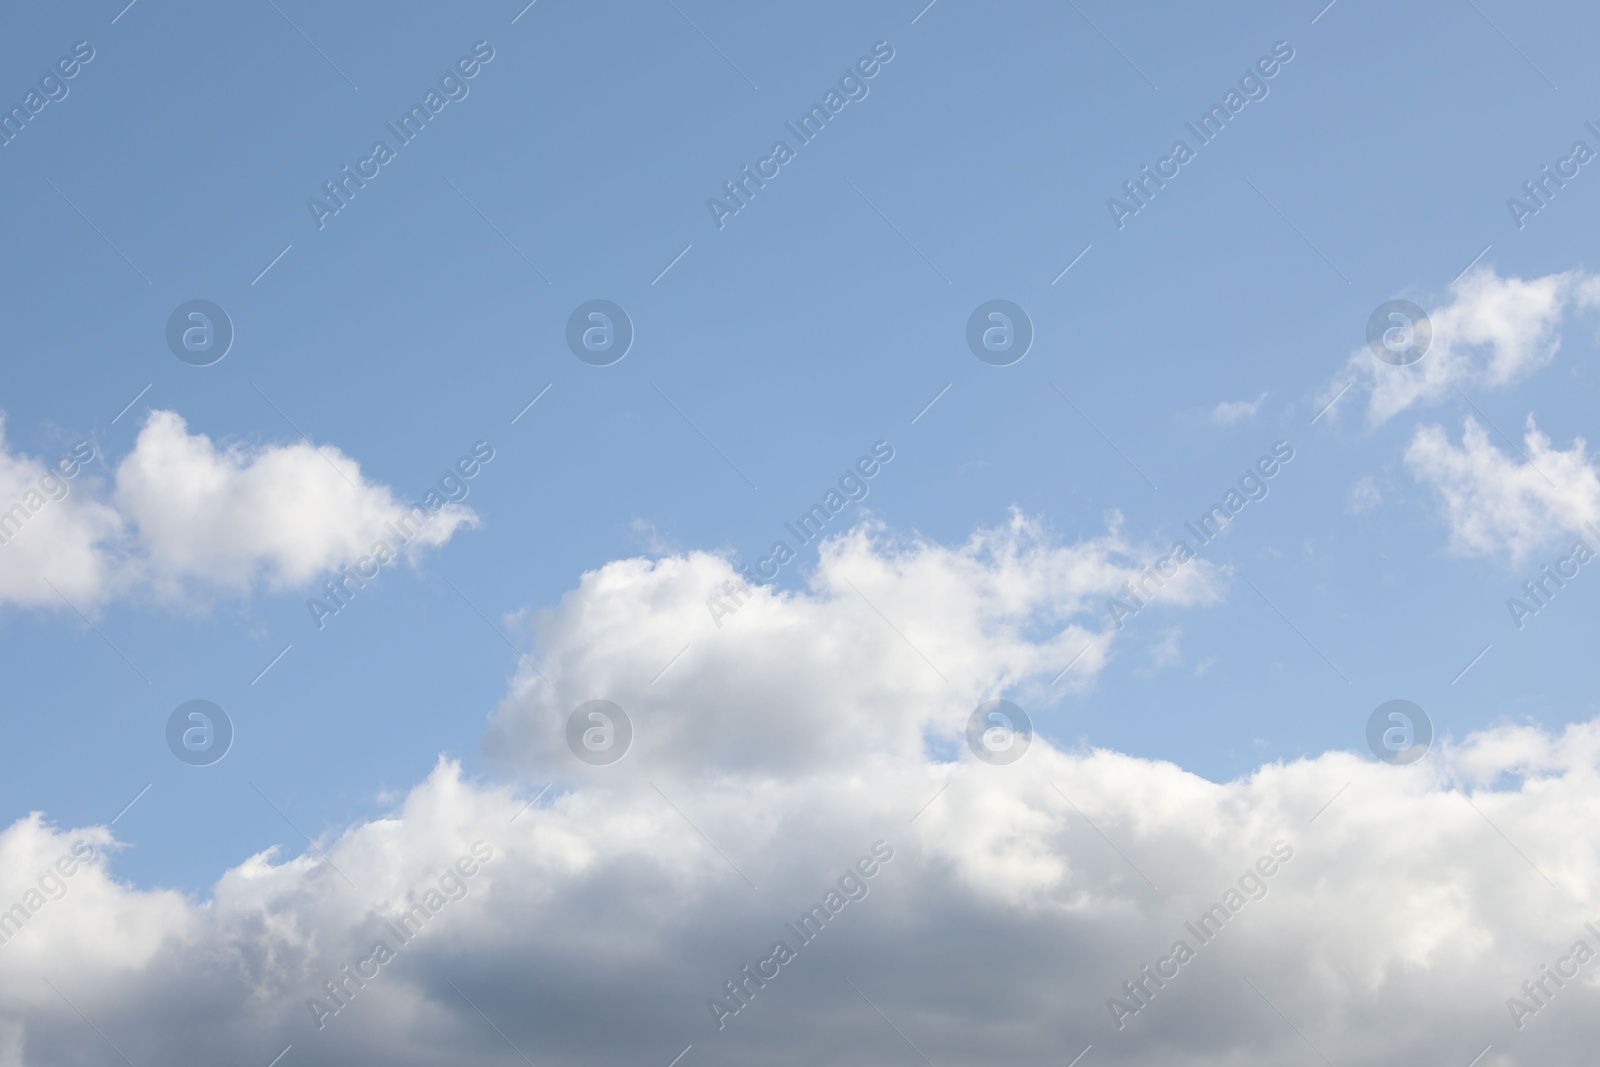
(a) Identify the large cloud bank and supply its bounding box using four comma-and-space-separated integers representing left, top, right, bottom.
0, 518, 1595, 1066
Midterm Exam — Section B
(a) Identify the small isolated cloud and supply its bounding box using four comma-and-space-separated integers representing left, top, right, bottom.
1210, 392, 1267, 425
1134, 627, 1183, 677
1317, 267, 1600, 426
1405, 415, 1600, 563
1347, 475, 1384, 515
628, 518, 676, 556
0, 410, 476, 610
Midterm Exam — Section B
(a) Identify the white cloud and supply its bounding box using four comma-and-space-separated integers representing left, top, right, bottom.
1210, 393, 1267, 425
1405, 416, 1600, 563
0, 410, 475, 610
0, 420, 121, 608
5, 711, 1600, 1064
484, 511, 1225, 778
1347, 475, 1384, 514
1318, 267, 1600, 426
3, 524, 1600, 1063
1134, 627, 1183, 677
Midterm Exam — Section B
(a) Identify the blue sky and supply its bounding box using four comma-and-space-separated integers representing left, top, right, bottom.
4, 3, 1600, 1064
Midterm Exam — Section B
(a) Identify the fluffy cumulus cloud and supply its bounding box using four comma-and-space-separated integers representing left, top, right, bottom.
0, 418, 120, 608
0, 410, 474, 609
5, 522, 1600, 1064
1405, 416, 1600, 563
1319, 267, 1600, 426
486, 512, 1225, 777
